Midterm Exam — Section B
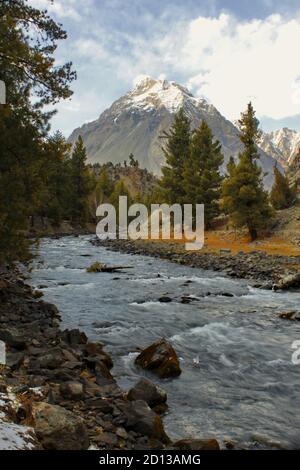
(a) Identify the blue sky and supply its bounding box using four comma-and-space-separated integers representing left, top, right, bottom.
31, 0, 300, 135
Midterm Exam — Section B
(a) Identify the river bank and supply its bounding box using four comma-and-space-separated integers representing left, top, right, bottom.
2, 234, 300, 450
0, 264, 219, 450
92, 238, 300, 288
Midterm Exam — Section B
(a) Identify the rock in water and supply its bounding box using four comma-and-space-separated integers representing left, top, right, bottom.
127, 378, 167, 408
173, 439, 220, 450
278, 311, 300, 321
274, 272, 300, 290
32, 402, 89, 450
135, 338, 181, 378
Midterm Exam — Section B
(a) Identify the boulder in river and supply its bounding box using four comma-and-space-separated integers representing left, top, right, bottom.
173, 438, 220, 450
135, 338, 181, 378
127, 378, 167, 410
158, 296, 172, 303
32, 402, 89, 450
274, 272, 300, 291
278, 311, 300, 321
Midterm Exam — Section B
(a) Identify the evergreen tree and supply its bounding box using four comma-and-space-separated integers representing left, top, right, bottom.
98, 168, 114, 201
159, 109, 191, 205
270, 165, 296, 210
183, 120, 223, 227
0, 0, 75, 261
222, 103, 272, 241
38, 132, 71, 225
109, 180, 132, 221
69, 136, 95, 225
109, 180, 131, 207
93, 168, 114, 211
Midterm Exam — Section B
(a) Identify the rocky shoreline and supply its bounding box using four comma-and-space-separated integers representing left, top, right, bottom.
0, 265, 219, 451
91, 238, 300, 288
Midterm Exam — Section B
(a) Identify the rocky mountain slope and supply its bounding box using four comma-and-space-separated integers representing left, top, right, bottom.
258, 128, 300, 168
69, 76, 279, 187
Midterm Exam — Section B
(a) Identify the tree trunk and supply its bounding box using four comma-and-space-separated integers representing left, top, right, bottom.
249, 227, 257, 241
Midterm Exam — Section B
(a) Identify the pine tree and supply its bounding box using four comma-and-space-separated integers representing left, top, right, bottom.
92, 168, 114, 214
109, 180, 132, 221
109, 180, 131, 206
0, 0, 75, 261
183, 120, 223, 227
270, 165, 296, 210
159, 108, 191, 205
69, 136, 95, 225
222, 103, 272, 241
38, 132, 72, 225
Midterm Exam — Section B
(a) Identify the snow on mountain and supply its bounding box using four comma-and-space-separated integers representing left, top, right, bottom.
68, 77, 279, 187
258, 128, 300, 167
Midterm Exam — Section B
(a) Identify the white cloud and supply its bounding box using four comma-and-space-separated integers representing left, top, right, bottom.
79, 11, 300, 122
74, 39, 108, 61
177, 13, 300, 120
91, 12, 300, 121
28, 2, 300, 132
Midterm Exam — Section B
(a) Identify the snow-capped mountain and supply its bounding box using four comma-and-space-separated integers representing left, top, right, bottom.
258, 128, 300, 168
69, 76, 279, 187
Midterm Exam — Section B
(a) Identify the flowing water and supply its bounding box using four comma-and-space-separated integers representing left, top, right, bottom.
30, 235, 300, 449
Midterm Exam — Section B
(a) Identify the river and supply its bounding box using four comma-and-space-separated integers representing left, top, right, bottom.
30, 235, 300, 449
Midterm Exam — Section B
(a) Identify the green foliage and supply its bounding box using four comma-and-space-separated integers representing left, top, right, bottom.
159, 108, 191, 205
183, 120, 223, 226
95, 168, 114, 204
0, 0, 75, 262
69, 136, 95, 225
270, 165, 296, 210
109, 180, 132, 207
38, 132, 72, 225
222, 103, 272, 240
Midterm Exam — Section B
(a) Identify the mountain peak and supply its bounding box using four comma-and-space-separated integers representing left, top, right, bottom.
258, 127, 300, 166
127, 76, 197, 113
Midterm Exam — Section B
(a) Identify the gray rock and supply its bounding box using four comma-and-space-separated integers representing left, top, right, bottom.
59, 381, 84, 401
32, 402, 89, 450
116, 400, 170, 443
135, 338, 181, 378
35, 348, 64, 369
0, 328, 26, 350
127, 378, 167, 408
6, 351, 24, 370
